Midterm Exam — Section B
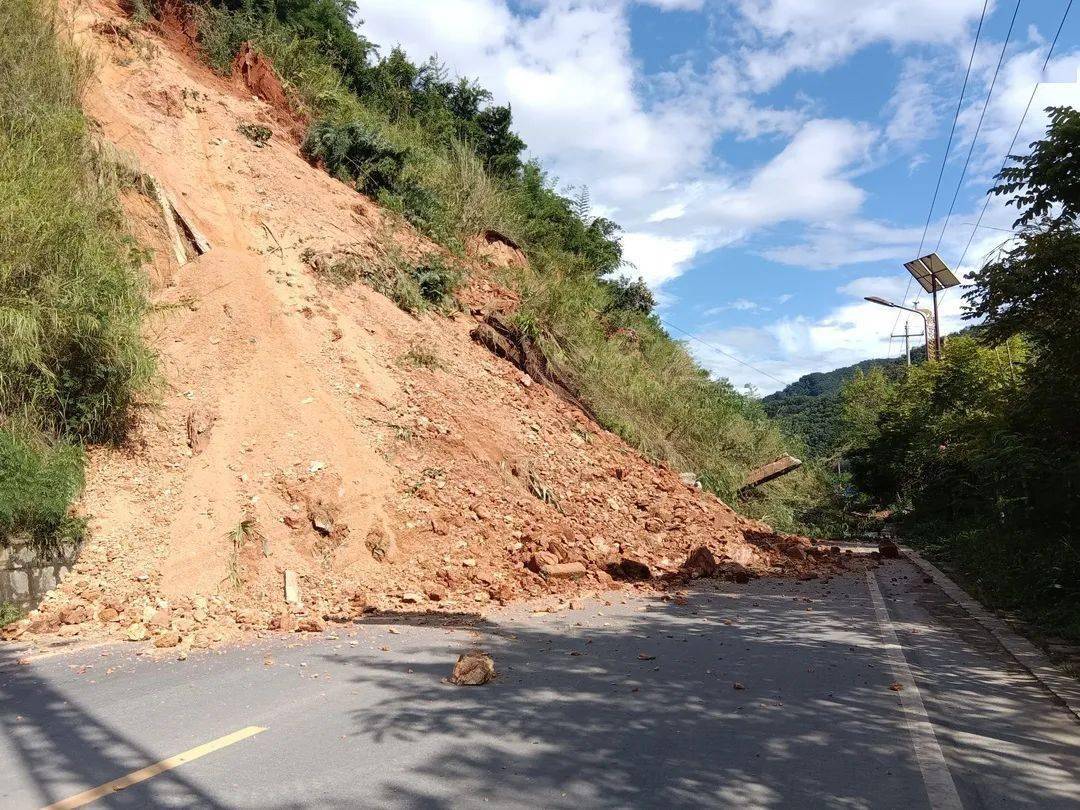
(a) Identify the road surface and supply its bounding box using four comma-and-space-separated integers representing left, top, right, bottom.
1, 559, 1078, 808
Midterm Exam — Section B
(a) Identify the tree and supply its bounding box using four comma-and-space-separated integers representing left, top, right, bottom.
992, 106, 1080, 228
605, 276, 655, 315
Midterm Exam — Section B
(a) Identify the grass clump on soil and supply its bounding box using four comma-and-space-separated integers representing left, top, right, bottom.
399, 341, 443, 370
182, 0, 815, 529
305, 246, 462, 314
0, 0, 153, 549
0, 601, 24, 628
237, 120, 272, 146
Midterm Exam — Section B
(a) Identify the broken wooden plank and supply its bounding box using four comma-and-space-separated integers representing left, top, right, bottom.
164, 190, 212, 256
147, 175, 187, 266
739, 454, 802, 494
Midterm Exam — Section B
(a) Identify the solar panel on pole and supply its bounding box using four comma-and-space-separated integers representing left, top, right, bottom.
903, 252, 958, 359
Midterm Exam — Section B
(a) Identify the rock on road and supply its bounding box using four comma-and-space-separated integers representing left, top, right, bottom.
1, 559, 1078, 808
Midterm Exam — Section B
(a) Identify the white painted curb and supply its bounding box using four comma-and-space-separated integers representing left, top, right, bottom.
900, 545, 1080, 723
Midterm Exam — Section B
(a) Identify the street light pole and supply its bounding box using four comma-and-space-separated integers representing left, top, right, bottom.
865, 296, 936, 361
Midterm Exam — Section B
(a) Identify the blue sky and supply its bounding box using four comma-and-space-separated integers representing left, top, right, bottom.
354, 1, 1080, 393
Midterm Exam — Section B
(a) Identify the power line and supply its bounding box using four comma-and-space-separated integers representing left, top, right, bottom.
659, 318, 789, 387
954, 0, 1074, 273
934, 0, 1023, 254
889, 0, 990, 357
917, 0, 990, 260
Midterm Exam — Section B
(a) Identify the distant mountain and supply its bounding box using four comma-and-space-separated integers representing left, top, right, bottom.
763, 355, 910, 458
764, 327, 980, 458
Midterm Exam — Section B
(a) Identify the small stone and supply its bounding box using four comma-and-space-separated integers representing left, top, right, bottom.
449, 651, 495, 685
60, 605, 89, 625
272, 612, 297, 632
126, 624, 148, 642
401, 592, 423, 604
154, 631, 181, 648
540, 562, 587, 580
682, 546, 717, 577
297, 616, 325, 633
423, 582, 446, 601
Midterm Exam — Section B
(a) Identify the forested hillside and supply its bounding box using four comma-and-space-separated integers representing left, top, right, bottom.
762, 357, 904, 458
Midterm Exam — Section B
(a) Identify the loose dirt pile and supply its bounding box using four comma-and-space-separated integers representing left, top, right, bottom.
2, 1, 867, 653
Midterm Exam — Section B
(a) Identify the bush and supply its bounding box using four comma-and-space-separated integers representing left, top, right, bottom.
302, 119, 408, 197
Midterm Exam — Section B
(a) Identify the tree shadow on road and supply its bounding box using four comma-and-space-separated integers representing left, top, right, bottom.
0, 646, 225, 808
323, 575, 933, 809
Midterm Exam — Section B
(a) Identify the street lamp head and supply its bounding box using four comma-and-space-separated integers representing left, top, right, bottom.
864, 295, 896, 307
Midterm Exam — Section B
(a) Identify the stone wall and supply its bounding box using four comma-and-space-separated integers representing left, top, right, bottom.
0, 536, 79, 608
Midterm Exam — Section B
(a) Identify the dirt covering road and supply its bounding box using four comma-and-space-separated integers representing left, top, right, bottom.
2, 561, 1078, 808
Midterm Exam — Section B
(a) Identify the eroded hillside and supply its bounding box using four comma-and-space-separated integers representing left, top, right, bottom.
4, 1, 862, 650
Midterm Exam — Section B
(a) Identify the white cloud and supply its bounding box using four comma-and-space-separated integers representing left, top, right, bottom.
703, 298, 763, 315
620, 232, 701, 287
355, 1, 878, 291
732, 0, 989, 90
705, 119, 874, 228
884, 59, 942, 149
647, 202, 687, 223
636, 0, 703, 8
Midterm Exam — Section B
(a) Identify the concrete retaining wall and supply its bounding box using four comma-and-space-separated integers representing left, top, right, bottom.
0, 536, 79, 608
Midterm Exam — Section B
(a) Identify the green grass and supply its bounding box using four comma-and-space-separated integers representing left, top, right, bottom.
0, 0, 153, 549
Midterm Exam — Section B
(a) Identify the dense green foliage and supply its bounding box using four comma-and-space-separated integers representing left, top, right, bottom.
836, 108, 1080, 640
182, 0, 817, 524
763, 357, 907, 458
0, 0, 152, 548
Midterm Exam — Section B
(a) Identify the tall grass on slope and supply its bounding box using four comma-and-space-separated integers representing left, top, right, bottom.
0, 0, 153, 547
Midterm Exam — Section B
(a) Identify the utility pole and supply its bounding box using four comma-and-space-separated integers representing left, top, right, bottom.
891, 320, 920, 366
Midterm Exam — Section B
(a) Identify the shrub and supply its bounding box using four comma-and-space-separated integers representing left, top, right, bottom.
0, 427, 85, 548
302, 119, 407, 197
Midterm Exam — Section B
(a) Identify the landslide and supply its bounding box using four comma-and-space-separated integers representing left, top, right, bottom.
4, 0, 861, 650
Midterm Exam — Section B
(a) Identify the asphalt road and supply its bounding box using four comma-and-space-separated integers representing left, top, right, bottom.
1, 559, 1078, 809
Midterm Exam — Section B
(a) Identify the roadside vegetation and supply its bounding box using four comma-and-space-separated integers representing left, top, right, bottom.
162, 0, 817, 526
832, 108, 1080, 640
0, 0, 153, 549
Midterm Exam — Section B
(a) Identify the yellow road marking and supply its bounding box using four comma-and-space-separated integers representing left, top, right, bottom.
42, 725, 267, 810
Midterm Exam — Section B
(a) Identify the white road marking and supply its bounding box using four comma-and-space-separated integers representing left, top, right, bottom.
866, 569, 963, 810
